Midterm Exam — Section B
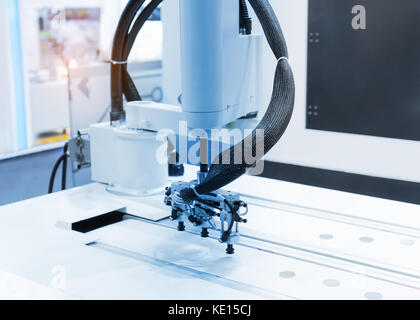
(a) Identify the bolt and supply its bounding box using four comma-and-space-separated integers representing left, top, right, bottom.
201, 228, 209, 238
226, 244, 235, 255
177, 221, 185, 232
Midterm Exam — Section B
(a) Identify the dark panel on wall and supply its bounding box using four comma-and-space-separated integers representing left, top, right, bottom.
260, 161, 420, 206
307, 0, 420, 141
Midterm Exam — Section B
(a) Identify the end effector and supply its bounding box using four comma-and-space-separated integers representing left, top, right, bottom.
164, 179, 248, 254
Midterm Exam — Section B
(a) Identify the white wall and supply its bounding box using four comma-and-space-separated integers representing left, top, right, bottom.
0, 1, 17, 155
163, 0, 420, 184
259, 0, 420, 184
162, 0, 181, 106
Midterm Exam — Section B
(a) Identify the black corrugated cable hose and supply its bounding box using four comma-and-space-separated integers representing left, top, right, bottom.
110, 0, 147, 122
122, 67, 141, 102
121, 0, 163, 103
239, 0, 252, 34
61, 142, 69, 190
48, 143, 69, 194
111, 0, 163, 121
180, 0, 295, 201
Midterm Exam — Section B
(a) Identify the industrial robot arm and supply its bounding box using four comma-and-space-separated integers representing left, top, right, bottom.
180, 0, 295, 202
104, 0, 295, 253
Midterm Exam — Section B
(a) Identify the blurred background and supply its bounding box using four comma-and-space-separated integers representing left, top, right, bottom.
0, 0, 164, 204
1, 0, 163, 155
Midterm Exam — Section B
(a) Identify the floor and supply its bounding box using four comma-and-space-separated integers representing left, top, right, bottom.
0, 148, 91, 206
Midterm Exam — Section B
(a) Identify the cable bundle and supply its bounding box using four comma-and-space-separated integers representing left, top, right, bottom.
110, 0, 163, 122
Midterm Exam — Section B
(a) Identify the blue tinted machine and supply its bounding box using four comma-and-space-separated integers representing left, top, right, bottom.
85, 0, 295, 254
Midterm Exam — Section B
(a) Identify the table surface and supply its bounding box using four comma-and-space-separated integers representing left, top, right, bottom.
1, 166, 420, 300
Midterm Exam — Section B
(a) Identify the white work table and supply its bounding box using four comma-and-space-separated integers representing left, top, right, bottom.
1, 166, 420, 300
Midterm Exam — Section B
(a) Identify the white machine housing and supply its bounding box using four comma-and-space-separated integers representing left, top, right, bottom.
90, 0, 263, 191
128, 0, 263, 132
90, 122, 168, 196
178, 0, 263, 129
